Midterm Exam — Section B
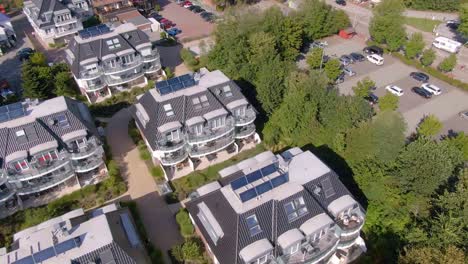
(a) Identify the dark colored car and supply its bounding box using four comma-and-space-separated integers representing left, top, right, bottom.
193, 6, 204, 13
16, 47, 35, 61
335, 74, 345, 84
187, 5, 198, 11
412, 86, 432, 99
365, 93, 379, 105
349, 52, 365, 62
151, 13, 163, 21
335, 0, 346, 6
200, 11, 213, 18
363, 45, 383, 55
410, 72, 429, 82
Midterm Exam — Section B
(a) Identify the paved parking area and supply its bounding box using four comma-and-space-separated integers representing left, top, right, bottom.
159, 0, 215, 42
324, 36, 468, 135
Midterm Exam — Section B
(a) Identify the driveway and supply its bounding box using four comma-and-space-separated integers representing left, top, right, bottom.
106, 109, 183, 263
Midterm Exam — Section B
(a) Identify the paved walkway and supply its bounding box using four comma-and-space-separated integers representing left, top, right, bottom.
106, 109, 183, 264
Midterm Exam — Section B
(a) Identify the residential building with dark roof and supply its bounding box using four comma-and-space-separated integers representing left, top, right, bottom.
23, 0, 91, 45
185, 148, 367, 264
90, 0, 134, 22
0, 97, 107, 219
0, 13, 17, 52
130, 68, 260, 180
66, 23, 162, 103
0, 203, 150, 264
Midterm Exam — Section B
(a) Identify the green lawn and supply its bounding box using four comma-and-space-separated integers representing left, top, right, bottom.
405, 17, 442, 32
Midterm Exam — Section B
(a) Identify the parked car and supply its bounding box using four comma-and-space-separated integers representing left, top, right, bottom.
313, 41, 328, 48
179, 0, 191, 6
459, 110, 468, 120
341, 54, 354, 64
365, 93, 379, 105
16, 47, 35, 61
366, 54, 384, 65
410, 72, 429, 82
335, 0, 346, 6
385, 85, 404, 96
446, 20, 460, 30
339, 56, 351, 66
349, 52, 365, 62
421, 83, 442, 95
0, 79, 14, 98
151, 13, 163, 21
335, 74, 345, 84
363, 45, 383, 55
343, 67, 356, 76
432, 36, 462, 53
411, 86, 432, 99
167, 28, 182, 37
187, 5, 198, 11
193, 6, 204, 13
183, 2, 193, 8
200, 11, 213, 18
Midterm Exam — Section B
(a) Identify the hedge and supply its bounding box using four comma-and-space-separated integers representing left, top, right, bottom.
175, 208, 194, 238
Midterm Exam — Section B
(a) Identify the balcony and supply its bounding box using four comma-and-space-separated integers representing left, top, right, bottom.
145, 61, 161, 74
0, 187, 15, 203
188, 134, 235, 158
187, 119, 235, 144
160, 149, 189, 166
70, 138, 104, 160
142, 49, 160, 62
156, 139, 186, 152
235, 124, 256, 139
55, 26, 79, 37
104, 69, 145, 86
73, 156, 105, 173
7, 154, 71, 181
54, 17, 78, 26
277, 228, 341, 264
337, 209, 365, 236
234, 108, 256, 126
103, 56, 143, 74
17, 171, 76, 196
85, 81, 106, 92
79, 69, 103, 80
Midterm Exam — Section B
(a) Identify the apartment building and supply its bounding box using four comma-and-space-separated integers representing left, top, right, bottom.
131, 69, 260, 180
90, 0, 134, 22
185, 148, 367, 264
0, 97, 107, 219
66, 23, 162, 103
0, 13, 17, 53
23, 0, 90, 45
0, 203, 150, 264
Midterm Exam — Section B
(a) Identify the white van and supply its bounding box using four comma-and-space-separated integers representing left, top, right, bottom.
432, 37, 462, 53
421, 83, 442, 95
366, 54, 384, 65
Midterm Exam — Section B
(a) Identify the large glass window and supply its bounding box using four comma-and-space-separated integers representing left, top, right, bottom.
284, 197, 308, 222
166, 130, 179, 141
211, 117, 225, 129
13, 159, 29, 171
35, 150, 59, 166
246, 214, 262, 236
163, 104, 174, 117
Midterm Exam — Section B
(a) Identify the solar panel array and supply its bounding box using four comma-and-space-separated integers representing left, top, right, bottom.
78, 24, 111, 39
155, 74, 196, 95
0, 102, 26, 123
228, 162, 289, 203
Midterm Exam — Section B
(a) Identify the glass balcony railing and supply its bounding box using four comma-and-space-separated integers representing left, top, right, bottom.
7, 153, 71, 181
235, 123, 256, 139
142, 50, 160, 62
72, 156, 105, 173
145, 61, 162, 73
80, 69, 103, 80
186, 118, 235, 144
54, 17, 78, 26
70, 138, 104, 160
337, 209, 365, 235
103, 56, 143, 74
0, 188, 15, 203
156, 139, 186, 152
17, 171, 76, 196
160, 150, 189, 166
234, 109, 256, 126
104, 69, 145, 86
188, 134, 235, 158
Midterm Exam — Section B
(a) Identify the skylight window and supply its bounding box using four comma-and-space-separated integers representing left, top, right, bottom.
284, 197, 308, 222
106, 38, 121, 50
246, 214, 262, 236
192, 95, 210, 110
57, 114, 70, 128
163, 104, 174, 117
16, 130, 25, 137
223, 85, 233, 97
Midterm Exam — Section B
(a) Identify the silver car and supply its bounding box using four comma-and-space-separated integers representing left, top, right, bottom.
343, 67, 356, 76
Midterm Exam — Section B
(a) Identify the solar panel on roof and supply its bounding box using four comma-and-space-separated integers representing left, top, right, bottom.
9, 108, 25, 119
260, 164, 277, 177
167, 78, 180, 85
55, 238, 76, 254
8, 102, 22, 110
171, 82, 184, 91
246, 170, 263, 183
179, 74, 192, 81
0, 113, 8, 122
271, 174, 288, 187
0, 106, 7, 114
183, 79, 196, 88
256, 181, 273, 195
78, 24, 111, 39
240, 188, 257, 202
33, 247, 56, 262
101, 27, 111, 33
231, 177, 248, 190
97, 24, 107, 29
156, 80, 169, 88
159, 86, 173, 95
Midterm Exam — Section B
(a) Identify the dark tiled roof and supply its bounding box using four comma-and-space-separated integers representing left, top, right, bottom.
72, 242, 136, 264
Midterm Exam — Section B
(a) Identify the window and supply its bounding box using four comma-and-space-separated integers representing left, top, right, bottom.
76, 138, 86, 148
16, 129, 27, 144
223, 85, 233, 97
121, 54, 134, 65
210, 117, 225, 129
245, 215, 262, 236
13, 159, 29, 171
235, 107, 245, 117
166, 130, 179, 141
284, 197, 308, 222
36, 150, 58, 166
16, 130, 25, 137
256, 255, 268, 264
106, 38, 121, 49
163, 104, 174, 117
57, 114, 70, 128
289, 243, 300, 254
192, 95, 210, 110
193, 124, 203, 135
108, 60, 117, 68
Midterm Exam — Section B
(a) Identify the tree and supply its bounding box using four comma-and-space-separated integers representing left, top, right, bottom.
54, 72, 78, 97
438, 54, 457, 72
22, 62, 53, 99
420, 49, 436, 66
29, 52, 47, 66
324, 59, 342, 81
459, 3, 468, 36
369, 0, 407, 51
171, 245, 184, 262
405, 32, 425, 59
447, 132, 468, 160
306, 48, 324, 69
399, 245, 466, 264
417, 114, 443, 137
182, 240, 202, 261
352, 77, 375, 98
379, 92, 399, 111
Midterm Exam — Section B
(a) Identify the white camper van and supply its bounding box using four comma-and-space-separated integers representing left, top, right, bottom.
432, 37, 462, 53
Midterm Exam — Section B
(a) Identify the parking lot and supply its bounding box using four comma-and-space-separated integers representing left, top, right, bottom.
323, 36, 468, 135
159, 0, 215, 42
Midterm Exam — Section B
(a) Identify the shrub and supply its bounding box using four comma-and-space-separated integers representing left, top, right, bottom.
164, 67, 174, 79
154, 4, 161, 11
164, 192, 179, 204
438, 54, 457, 72
420, 49, 436, 66
180, 48, 201, 71
82, 16, 101, 28
176, 209, 194, 238
150, 165, 164, 181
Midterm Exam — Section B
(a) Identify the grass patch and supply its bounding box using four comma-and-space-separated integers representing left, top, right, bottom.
121, 201, 165, 264
171, 144, 266, 199
405, 17, 442, 32
175, 208, 194, 238
0, 143, 126, 249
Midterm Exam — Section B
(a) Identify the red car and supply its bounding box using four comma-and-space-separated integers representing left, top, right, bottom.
179, 1, 191, 6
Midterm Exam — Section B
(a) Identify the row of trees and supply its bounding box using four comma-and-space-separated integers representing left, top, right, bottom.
403, 0, 468, 11
22, 52, 78, 99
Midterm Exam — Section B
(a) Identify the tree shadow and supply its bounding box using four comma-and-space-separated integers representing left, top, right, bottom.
302, 143, 369, 209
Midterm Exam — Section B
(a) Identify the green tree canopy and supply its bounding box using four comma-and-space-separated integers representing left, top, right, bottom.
420, 49, 436, 66
417, 114, 443, 137
399, 245, 466, 264
460, 3, 468, 36
369, 0, 407, 51
379, 92, 399, 111
29, 52, 47, 66
306, 47, 324, 69
352, 77, 375, 98
438, 54, 457, 72
405, 32, 425, 59
324, 59, 342, 81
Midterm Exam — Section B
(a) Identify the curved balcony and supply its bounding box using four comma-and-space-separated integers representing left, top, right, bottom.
103, 56, 143, 74
234, 109, 256, 126
156, 139, 186, 153
7, 155, 71, 182
0, 188, 15, 203
187, 119, 235, 144
79, 69, 103, 80
188, 134, 235, 158
73, 157, 105, 173
84, 81, 106, 92
104, 70, 145, 86
70, 139, 104, 160
160, 150, 189, 166
17, 171, 76, 196
145, 62, 161, 74
142, 50, 160, 62
337, 209, 365, 237
235, 124, 256, 139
